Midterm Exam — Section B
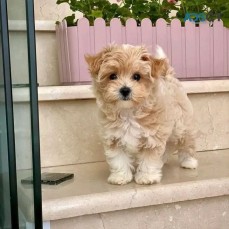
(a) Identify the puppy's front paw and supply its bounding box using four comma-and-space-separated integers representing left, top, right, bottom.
135, 171, 162, 185
180, 157, 198, 169
108, 172, 133, 185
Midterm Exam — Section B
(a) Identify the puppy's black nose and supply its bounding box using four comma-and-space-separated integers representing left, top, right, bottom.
120, 86, 131, 98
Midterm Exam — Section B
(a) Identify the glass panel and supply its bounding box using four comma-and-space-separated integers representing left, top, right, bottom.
8, 0, 29, 85
7, 0, 34, 227
0, 12, 12, 229
0, 0, 41, 227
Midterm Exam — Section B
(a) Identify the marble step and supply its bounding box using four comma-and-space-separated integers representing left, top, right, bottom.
11, 80, 229, 169
18, 149, 229, 228
37, 81, 229, 168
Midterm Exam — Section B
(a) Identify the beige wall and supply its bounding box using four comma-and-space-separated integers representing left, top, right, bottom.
34, 0, 72, 21
39, 92, 229, 168
34, 0, 118, 21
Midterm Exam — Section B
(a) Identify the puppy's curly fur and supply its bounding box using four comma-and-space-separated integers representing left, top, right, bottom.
85, 44, 198, 185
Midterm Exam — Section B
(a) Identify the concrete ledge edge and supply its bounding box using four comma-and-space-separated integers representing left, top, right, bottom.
8, 20, 56, 31
42, 177, 229, 221
8, 80, 229, 102
38, 80, 229, 102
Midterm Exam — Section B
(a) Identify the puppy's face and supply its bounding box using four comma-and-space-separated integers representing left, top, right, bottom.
85, 45, 167, 109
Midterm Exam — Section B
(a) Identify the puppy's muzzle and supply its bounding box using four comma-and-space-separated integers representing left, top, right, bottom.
119, 86, 131, 100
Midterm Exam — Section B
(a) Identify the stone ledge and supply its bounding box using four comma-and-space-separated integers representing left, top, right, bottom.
8, 80, 229, 103
8, 20, 56, 31
38, 80, 229, 102
18, 149, 229, 221
38, 85, 94, 101
42, 178, 229, 221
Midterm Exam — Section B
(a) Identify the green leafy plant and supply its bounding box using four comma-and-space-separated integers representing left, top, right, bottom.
56, 0, 175, 26
56, 0, 229, 27
175, 0, 229, 27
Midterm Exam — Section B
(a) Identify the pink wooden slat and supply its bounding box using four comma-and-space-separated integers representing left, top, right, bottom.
228, 29, 229, 75
67, 26, 80, 82
223, 27, 228, 76
122, 26, 126, 43
181, 27, 186, 78
199, 21, 214, 77
110, 18, 123, 44
126, 19, 138, 45
78, 18, 91, 82
90, 26, 95, 54
167, 26, 172, 61
94, 18, 107, 52
59, 22, 67, 83
56, 24, 64, 83
106, 27, 111, 45
152, 27, 156, 56
141, 18, 153, 53
155, 19, 168, 54
210, 26, 214, 76
137, 26, 141, 44
59, 21, 69, 83
171, 19, 184, 77
213, 19, 224, 77
63, 21, 71, 82
185, 21, 197, 78
195, 27, 200, 77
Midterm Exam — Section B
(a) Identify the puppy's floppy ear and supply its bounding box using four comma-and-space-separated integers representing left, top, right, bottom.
85, 52, 104, 77
141, 46, 170, 78
151, 57, 169, 78
85, 45, 115, 77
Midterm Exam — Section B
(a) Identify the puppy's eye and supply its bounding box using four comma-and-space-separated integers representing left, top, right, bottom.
132, 73, 141, 81
109, 73, 118, 80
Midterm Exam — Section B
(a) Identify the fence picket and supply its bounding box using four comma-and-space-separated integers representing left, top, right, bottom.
90, 26, 95, 54
181, 27, 186, 78
141, 18, 153, 53
94, 18, 107, 53
213, 20, 224, 76
126, 19, 138, 45
106, 27, 111, 45
78, 18, 91, 82
152, 27, 157, 56
167, 26, 172, 61
223, 27, 228, 76
195, 27, 201, 77
199, 21, 213, 77
228, 29, 229, 75
56, 24, 64, 83
171, 19, 184, 77
156, 19, 168, 55
110, 18, 123, 44
122, 26, 126, 43
137, 27, 141, 44
61, 21, 71, 83
185, 21, 197, 78
67, 26, 80, 82
58, 18, 229, 83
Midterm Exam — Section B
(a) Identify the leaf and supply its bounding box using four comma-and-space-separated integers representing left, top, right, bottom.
58, 0, 229, 27
65, 14, 76, 26
56, 0, 69, 5
89, 10, 103, 18
222, 18, 229, 28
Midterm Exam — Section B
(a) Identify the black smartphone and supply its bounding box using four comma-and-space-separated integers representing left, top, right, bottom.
21, 172, 74, 185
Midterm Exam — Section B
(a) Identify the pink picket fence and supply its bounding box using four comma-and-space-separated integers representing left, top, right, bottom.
56, 18, 229, 84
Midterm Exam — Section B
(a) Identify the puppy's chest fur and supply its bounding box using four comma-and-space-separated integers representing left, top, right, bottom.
104, 111, 156, 152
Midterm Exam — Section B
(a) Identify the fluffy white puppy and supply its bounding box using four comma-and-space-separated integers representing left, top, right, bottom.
85, 44, 198, 185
